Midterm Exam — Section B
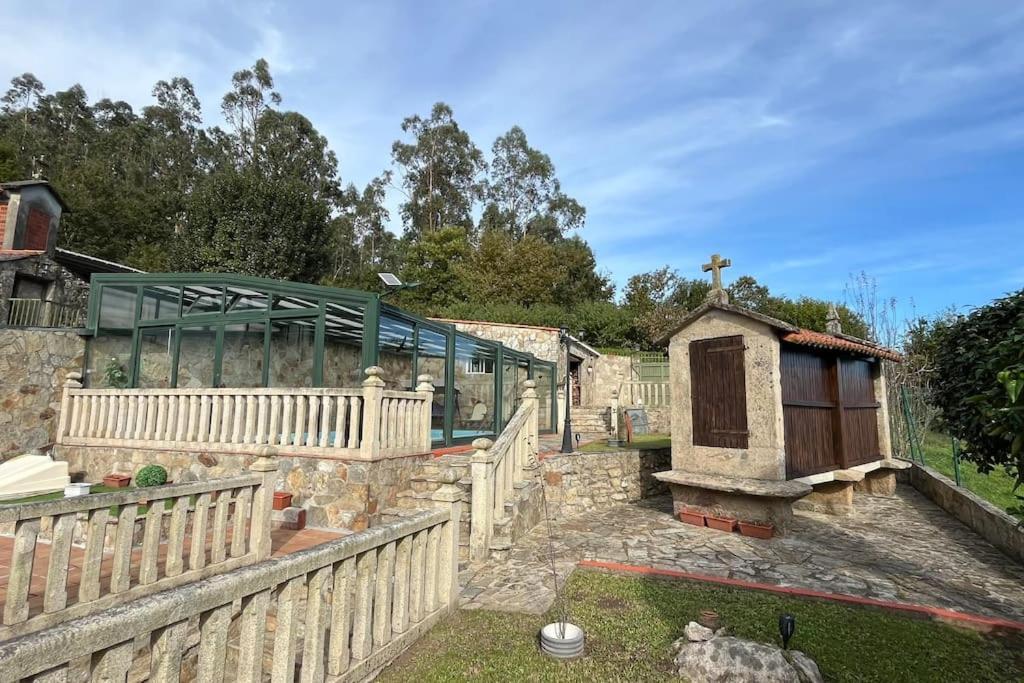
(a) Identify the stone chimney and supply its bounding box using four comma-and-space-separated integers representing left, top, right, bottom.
825, 303, 843, 335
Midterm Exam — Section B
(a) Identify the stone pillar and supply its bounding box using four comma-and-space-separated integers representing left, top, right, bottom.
556, 388, 566, 435
521, 380, 539, 457
609, 388, 621, 446
469, 438, 494, 561
360, 367, 385, 460
248, 446, 279, 560
416, 374, 435, 453
431, 469, 462, 609
55, 371, 82, 443
875, 366, 893, 458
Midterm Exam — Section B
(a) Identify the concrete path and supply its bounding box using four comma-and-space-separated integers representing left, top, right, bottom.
459, 490, 1024, 623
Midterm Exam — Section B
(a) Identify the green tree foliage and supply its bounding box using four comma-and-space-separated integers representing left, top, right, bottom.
171, 168, 329, 281
391, 102, 486, 238
930, 288, 1024, 486
481, 125, 584, 241
397, 226, 473, 310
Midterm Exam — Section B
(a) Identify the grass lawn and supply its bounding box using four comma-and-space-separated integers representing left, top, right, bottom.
580, 433, 671, 453
921, 432, 1022, 519
381, 570, 1023, 683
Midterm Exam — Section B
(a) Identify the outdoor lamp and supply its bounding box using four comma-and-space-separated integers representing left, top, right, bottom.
779, 613, 796, 649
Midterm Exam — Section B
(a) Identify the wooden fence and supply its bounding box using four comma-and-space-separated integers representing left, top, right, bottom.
469, 381, 540, 560
57, 367, 435, 460
0, 452, 277, 640
0, 500, 461, 682
617, 380, 671, 408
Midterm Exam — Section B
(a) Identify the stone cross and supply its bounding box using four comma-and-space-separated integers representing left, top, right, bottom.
825, 303, 843, 335
702, 254, 731, 290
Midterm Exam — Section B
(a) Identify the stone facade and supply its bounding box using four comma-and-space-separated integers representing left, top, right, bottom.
591, 353, 631, 407
541, 447, 671, 516
0, 328, 85, 461
55, 444, 429, 532
668, 308, 786, 480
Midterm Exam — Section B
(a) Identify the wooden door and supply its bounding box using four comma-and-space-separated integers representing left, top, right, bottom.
781, 348, 840, 478
690, 336, 748, 448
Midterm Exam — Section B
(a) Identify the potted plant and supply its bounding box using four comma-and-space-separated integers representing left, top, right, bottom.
273, 491, 293, 510
738, 519, 775, 539
705, 508, 737, 533
103, 473, 132, 488
677, 508, 706, 527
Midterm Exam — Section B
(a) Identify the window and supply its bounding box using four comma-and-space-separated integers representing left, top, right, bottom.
689, 336, 748, 448
464, 357, 495, 374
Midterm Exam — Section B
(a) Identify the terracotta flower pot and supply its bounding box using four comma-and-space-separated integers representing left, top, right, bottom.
705, 515, 737, 533
678, 509, 706, 527
699, 609, 721, 630
103, 473, 132, 488
273, 492, 293, 511
738, 521, 774, 539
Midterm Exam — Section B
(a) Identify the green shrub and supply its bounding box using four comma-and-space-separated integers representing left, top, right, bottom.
135, 465, 168, 488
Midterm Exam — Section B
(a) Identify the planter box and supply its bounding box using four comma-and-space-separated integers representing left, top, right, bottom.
64, 483, 92, 498
103, 473, 132, 488
705, 515, 737, 533
273, 492, 293, 511
738, 521, 774, 540
678, 510, 706, 527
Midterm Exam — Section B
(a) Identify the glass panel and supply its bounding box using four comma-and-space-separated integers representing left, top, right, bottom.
517, 357, 530, 404
323, 301, 365, 387
220, 322, 266, 387
417, 328, 448, 440
267, 318, 315, 387
137, 327, 175, 388
176, 325, 217, 387
378, 315, 415, 391
534, 363, 554, 432
140, 286, 179, 321
454, 335, 496, 437
98, 285, 137, 329
225, 287, 269, 314
86, 332, 133, 388
501, 357, 517, 426
273, 294, 318, 312
181, 286, 222, 316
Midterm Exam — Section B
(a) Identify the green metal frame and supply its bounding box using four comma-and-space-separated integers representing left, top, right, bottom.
84, 273, 558, 447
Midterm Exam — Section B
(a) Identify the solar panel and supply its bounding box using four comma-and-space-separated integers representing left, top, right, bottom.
378, 272, 403, 287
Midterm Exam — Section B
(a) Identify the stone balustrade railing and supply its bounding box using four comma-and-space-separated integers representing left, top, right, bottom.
0, 451, 277, 640
617, 380, 671, 407
469, 380, 540, 560
0, 493, 462, 682
56, 367, 435, 460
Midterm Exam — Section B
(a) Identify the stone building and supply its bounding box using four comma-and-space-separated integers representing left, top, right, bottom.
654, 264, 905, 531
0, 179, 137, 328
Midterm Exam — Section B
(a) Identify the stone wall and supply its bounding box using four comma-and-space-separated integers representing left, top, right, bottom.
901, 463, 1024, 564
55, 444, 428, 532
592, 353, 631, 407
668, 309, 786, 480
0, 328, 85, 461
542, 447, 671, 517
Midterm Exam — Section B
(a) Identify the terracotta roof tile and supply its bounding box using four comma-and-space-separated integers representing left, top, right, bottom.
781, 329, 902, 362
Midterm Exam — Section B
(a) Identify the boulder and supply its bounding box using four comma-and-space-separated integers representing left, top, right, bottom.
684, 621, 715, 642
672, 635, 823, 683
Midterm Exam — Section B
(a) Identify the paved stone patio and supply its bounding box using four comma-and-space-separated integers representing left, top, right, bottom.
459, 489, 1024, 623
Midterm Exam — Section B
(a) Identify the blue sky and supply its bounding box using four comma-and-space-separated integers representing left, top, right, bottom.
2, 1, 1022, 319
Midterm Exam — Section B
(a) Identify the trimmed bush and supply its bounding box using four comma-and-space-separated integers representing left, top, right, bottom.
135, 464, 168, 488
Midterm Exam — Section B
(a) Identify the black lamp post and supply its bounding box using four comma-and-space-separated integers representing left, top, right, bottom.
779, 613, 796, 649
560, 327, 574, 454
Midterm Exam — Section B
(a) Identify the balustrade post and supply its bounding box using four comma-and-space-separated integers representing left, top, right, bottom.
521, 379, 539, 464
56, 371, 82, 443
248, 446, 279, 560
610, 387, 621, 445
469, 438, 494, 561
360, 367, 386, 460
416, 374, 435, 453
431, 469, 463, 609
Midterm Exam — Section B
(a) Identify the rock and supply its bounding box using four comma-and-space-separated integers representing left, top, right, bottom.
673, 636, 823, 683
684, 621, 714, 642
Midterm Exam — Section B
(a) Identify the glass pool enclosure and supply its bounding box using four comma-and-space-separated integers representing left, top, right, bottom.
82, 273, 557, 446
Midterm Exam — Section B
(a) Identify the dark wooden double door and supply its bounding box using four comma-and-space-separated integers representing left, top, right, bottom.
781, 347, 881, 479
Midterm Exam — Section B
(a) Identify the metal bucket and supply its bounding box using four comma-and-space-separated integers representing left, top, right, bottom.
539, 622, 585, 659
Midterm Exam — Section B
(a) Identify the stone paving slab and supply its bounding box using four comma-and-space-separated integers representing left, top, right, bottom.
459, 490, 1024, 623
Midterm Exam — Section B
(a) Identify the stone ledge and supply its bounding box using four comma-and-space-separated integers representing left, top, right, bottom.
654, 470, 812, 499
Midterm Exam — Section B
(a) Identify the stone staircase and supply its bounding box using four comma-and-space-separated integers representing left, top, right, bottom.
570, 407, 612, 439
382, 453, 542, 562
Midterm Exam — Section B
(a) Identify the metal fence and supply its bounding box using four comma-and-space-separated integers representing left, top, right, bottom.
6, 298, 85, 328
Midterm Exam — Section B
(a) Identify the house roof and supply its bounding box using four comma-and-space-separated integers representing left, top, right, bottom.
54, 248, 142, 275
656, 300, 901, 362
780, 329, 903, 362
1, 180, 70, 211
0, 249, 44, 262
